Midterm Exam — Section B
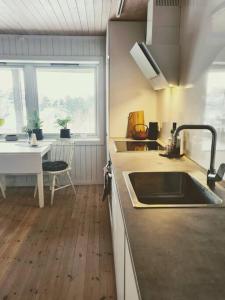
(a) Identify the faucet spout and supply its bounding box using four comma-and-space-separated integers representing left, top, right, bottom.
172, 124, 219, 188
173, 124, 217, 175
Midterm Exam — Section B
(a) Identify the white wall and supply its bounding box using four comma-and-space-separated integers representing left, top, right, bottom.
0, 34, 106, 185
157, 0, 225, 170
107, 21, 157, 137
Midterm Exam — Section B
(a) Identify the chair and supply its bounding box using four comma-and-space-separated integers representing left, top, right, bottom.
34, 140, 76, 205
0, 177, 6, 199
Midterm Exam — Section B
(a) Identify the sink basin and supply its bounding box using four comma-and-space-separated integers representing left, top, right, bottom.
123, 171, 224, 208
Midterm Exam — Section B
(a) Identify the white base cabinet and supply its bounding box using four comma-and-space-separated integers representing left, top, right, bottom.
125, 239, 140, 300
112, 176, 125, 300
111, 174, 140, 300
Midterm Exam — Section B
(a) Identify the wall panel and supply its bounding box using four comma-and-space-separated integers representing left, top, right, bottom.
0, 34, 105, 58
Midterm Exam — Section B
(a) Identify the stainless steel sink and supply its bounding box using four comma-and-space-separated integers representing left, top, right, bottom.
123, 171, 224, 208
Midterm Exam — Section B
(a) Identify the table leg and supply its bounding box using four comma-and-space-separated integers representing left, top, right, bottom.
37, 172, 44, 208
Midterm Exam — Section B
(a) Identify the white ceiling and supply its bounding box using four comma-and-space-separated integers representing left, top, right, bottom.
0, 0, 147, 35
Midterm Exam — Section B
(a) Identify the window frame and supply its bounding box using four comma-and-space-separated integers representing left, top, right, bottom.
0, 56, 105, 144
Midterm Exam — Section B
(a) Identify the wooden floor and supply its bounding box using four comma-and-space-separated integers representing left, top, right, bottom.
0, 185, 116, 300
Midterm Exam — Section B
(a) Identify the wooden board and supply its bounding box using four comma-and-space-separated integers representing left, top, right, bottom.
0, 0, 147, 35
126, 111, 145, 138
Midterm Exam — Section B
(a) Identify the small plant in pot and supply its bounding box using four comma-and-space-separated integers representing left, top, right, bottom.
56, 117, 71, 138
30, 111, 44, 140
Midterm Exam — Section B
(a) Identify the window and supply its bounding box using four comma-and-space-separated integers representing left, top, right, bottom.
0, 68, 27, 134
36, 67, 96, 135
205, 67, 225, 128
0, 60, 103, 140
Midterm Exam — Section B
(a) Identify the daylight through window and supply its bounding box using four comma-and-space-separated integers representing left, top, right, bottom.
0, 63, 99, 138
36, 67, 96, 134
0, 68, 26, 134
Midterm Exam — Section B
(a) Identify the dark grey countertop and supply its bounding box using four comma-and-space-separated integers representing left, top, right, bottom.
109, 139, 225, 300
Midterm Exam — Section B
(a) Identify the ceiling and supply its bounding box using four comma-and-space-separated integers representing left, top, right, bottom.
0, 0, 147, 36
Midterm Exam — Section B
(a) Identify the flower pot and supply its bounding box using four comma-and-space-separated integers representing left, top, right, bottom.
60, 129, 71, 138
32, 129, 43, 140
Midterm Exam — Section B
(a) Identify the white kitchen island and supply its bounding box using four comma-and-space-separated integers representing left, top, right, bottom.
0, 141, 52, 208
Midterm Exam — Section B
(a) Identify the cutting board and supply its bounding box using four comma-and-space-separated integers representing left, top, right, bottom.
126, 111, 144, 138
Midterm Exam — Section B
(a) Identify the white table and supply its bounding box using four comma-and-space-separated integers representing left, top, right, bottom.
0, 141, 52, 208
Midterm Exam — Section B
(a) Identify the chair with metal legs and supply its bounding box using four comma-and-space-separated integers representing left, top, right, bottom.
34, 140, 76, 205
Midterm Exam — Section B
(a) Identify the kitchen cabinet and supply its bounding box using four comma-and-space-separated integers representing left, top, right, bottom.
112, 175, 125, 300
111, 173, 140, 300
125, 239, 139, 300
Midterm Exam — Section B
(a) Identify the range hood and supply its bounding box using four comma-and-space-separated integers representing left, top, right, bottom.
130, 42, 179, 90
130, 0, 181, 90
130, 42, 168, 90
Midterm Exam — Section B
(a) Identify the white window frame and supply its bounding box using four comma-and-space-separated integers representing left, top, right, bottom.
0, 56, 105, 145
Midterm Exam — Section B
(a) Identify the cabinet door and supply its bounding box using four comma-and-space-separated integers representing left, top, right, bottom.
111, 176, 116, 242
125, 238, 140, 300
111, 176, 125, 300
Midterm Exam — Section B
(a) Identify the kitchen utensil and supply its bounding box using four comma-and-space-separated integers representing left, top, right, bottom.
148, 122, 159, 140
132, 124, 148, 140
127, 111, 144, 138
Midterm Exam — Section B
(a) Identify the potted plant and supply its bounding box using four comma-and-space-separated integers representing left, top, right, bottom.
30, 111, 44, 140
56, 117, 71, 138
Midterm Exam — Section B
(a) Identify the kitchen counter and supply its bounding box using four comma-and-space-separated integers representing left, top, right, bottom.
109, 139, 225, 300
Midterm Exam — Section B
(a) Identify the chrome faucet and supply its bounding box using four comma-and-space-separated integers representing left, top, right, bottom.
172, 124, 225, 188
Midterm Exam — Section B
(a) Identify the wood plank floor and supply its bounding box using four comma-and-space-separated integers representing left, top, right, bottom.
0, 185, 116, 300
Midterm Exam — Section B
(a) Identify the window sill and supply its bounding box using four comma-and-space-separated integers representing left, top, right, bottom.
0, 137, 104, 146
